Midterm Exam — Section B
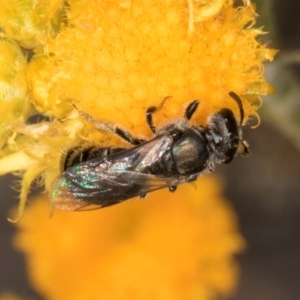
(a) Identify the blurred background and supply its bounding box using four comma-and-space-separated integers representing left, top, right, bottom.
1, 0, 300, 299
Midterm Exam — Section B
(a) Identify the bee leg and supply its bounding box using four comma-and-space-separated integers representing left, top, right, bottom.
146, 96, 171, 134
139, 193, 147, 199
146, 106, 158, 134
168, 186, 177, 192
185, 100, 200, 120
73, 104, 146, 145
113, 127, 146, 145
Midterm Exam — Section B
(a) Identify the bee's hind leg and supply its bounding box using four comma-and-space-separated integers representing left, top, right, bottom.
73, 104, 146, 145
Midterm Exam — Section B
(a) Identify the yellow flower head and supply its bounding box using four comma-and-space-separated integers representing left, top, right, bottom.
0, 1, 276, 297
14, 176, 244, 300
0, 0, 69, 48
0, 0, 276, 220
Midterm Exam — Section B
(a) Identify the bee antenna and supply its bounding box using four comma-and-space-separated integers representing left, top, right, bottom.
228, 91, 244, 124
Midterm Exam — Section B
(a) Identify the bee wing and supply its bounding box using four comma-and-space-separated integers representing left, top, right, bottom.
52, 135, 187, 211
75, 170, 187, 211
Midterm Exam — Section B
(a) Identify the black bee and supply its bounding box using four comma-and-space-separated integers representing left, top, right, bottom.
51, 92, 250, 211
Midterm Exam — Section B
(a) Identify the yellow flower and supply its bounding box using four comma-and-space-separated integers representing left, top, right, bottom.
0, 1, 275, 297
0, 0, 69, 48
14, 176, 244, 300
0, 1, 276, 219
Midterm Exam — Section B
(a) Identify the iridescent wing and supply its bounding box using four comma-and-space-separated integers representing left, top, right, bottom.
51, 135, 190, 211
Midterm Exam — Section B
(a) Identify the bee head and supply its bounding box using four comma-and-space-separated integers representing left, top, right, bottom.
207, 92, 250, 164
